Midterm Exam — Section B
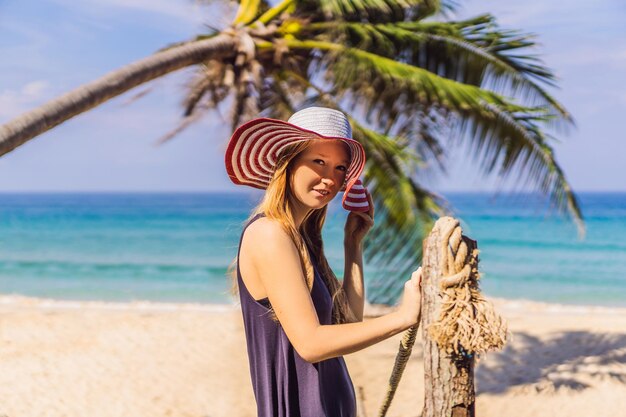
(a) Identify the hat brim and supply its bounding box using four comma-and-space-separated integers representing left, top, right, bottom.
225, 118, 366, 193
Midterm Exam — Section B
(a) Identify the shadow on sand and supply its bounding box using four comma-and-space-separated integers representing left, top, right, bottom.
476, 331, 626, 394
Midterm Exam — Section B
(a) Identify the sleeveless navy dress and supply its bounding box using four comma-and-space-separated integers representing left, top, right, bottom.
236, 213, 357, 417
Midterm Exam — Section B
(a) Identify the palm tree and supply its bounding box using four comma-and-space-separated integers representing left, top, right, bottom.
0, 0, 583, 303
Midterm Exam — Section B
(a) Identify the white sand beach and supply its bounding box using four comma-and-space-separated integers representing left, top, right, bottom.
1, 295, 625, 417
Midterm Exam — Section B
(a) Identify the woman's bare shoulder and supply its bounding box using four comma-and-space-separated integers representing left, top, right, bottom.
242, 217, 296, 260
245, 217, 288, 241
242, 218, 304, 296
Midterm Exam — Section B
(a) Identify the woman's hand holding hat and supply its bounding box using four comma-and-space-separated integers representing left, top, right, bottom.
344, 182, 374, 247
342, 178, 370, 213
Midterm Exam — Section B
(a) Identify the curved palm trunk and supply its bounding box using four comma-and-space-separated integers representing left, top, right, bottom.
0, 33, 237, 157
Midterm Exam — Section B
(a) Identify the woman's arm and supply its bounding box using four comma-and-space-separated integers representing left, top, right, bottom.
246, 218, 421, 364
342, 191, 375, 322
342, 241, 365, 321
309, 309, 412, 362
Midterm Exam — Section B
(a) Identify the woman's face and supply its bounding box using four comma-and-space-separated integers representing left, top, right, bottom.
288, 140, 350, 212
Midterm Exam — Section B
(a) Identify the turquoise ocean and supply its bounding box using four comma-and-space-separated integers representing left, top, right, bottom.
0, 192, 624, 307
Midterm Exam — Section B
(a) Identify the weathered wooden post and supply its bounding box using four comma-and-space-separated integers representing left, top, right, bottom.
377, 216, 506, 417
422, 216, 507, 417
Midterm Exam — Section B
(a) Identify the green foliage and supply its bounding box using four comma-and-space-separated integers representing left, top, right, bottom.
352, 123, 449, 303
167, 0, 582, 303
295, 0, 456, 22
306, 15, 569, 120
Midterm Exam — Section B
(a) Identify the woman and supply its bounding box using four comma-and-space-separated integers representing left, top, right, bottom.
225, 107, 422, 417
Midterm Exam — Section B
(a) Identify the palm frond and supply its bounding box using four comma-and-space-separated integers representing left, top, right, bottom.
306, 41, 509, 115
275, 77, 449, 302
283, 41, 582, 231
154, 59, 234, 144
453, 104, 585, 235
183, 60, 232, 116
230, 59, 263, 130
260, 71, 305, 119
304, 15, 569, 120
294, 0, 457, 23
391, 110, 449, 172
350, 122, 449, 304
233, 0, 271, 25
155, 107, 210, 145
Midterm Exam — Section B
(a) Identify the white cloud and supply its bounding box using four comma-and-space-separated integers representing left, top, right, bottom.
0, 80, 50, 121
22, 81, 49, 98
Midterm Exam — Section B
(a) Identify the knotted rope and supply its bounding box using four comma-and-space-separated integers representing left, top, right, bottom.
428, 217, 507, 356
377, 217, 507, 417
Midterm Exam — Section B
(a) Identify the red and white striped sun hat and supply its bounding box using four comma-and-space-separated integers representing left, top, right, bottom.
225, 107, 370, 212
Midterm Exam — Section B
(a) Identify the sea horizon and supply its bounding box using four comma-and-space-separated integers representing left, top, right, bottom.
0, 191, 623, 307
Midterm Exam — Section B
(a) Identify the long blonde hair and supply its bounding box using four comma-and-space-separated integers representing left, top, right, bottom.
229, 140, 357, 324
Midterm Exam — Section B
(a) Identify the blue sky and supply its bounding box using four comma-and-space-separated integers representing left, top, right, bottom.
0, 0, 624, 192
